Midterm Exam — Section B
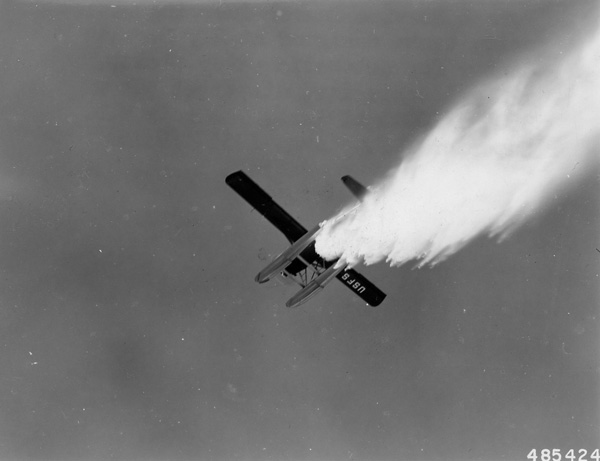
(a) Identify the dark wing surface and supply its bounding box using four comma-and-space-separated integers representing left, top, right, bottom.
226, 171, 307, 243
225, 171, 328, 275
336, 268, 386, 306
226, 170, 312, 275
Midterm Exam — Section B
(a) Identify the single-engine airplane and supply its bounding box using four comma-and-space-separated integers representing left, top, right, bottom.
225, 170, 386, 308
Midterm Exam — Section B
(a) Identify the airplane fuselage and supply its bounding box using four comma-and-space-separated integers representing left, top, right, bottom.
255, 224, 322, 283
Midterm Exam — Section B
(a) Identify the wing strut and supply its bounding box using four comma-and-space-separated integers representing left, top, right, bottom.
255, 225, 321, 283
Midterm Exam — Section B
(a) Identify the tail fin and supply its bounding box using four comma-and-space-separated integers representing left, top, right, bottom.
341, 175, 368, 201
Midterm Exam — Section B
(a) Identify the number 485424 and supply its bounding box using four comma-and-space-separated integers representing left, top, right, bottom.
527, 449, 600, 461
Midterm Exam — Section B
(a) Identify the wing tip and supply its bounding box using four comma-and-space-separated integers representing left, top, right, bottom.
225, 170, 245, 185
366, 294, 386, 307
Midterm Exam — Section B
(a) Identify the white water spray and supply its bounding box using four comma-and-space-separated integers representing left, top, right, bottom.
316, 24, 600, 269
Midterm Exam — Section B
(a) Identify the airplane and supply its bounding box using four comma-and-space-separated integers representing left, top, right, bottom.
225, 170, 386, 308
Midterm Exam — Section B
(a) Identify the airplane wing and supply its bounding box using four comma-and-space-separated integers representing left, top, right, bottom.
225, 170, 307, 243
336, 268, 386, 306
226, 170, 386, 306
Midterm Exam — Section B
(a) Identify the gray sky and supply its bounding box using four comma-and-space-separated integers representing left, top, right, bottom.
0, 1, 598, 460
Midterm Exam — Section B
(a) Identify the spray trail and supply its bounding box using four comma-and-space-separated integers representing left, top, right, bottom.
316, 24, 600, 269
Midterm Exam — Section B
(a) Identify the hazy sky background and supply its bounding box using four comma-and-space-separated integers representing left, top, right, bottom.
0, 1, 598, 460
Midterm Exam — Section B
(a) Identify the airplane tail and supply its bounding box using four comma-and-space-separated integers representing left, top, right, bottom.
341, 175, 368, 201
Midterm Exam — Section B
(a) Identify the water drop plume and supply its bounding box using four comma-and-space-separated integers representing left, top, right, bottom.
316, 22, 600, 269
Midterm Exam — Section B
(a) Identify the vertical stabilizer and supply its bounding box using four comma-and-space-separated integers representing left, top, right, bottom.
341, 175, 369, 201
